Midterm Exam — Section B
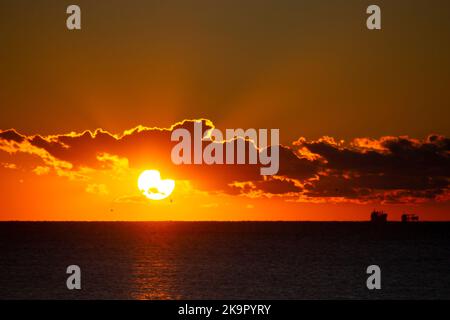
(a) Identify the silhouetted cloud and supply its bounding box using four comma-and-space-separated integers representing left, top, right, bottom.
1, 120, 448, 204
296, 135, 450, 203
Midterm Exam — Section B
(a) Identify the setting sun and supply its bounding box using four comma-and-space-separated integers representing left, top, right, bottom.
137, 170, 175, 200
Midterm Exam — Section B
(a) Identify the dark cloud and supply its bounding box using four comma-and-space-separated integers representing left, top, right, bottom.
0, 129, 24, 143
1, 121, 449, 204
298, 135, 450, 203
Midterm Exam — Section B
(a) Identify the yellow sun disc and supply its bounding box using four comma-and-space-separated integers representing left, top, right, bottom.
137, 170, 175, 200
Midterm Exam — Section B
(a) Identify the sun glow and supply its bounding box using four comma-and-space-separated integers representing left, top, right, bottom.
137, 170, 175, 200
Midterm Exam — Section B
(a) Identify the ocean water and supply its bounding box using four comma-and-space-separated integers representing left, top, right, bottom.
0, 222, 449, 300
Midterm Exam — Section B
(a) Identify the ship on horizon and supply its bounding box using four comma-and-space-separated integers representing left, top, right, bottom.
371, 210, 388, 223
402, 213, 419, 223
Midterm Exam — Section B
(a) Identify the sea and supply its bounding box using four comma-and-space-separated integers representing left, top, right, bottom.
0, 222, 449, 299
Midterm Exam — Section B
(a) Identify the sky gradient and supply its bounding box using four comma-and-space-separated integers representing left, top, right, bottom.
0, 0, 449, 220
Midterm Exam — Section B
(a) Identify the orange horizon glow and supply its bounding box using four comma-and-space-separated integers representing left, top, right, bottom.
1, 1, 449, 222
0, 119, 448, 222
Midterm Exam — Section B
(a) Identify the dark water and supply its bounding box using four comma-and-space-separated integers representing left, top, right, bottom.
0, 222, 449, 300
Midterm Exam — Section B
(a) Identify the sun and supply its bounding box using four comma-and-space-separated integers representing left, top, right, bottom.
137, 170, 175, 200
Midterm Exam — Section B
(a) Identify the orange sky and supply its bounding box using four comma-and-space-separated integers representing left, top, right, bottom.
0, 1, 449, 220
0, 120, 448, 221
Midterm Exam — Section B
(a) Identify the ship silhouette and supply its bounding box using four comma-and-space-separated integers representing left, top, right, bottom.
401, 213, 419, 223
370, 210, 388, 223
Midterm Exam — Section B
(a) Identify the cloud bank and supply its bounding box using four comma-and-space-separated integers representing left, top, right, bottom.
1, 119, 448, 204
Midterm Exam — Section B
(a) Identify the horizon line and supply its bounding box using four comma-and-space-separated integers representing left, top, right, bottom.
1, 220, 449, 223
